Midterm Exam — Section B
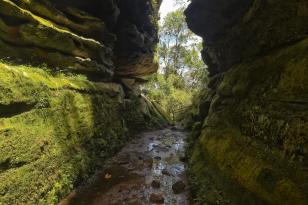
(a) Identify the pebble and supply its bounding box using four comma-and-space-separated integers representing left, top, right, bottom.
162, 168, 172, 176
179, 154, 186, 162
149, 193, 164, 204
172, 180, 186, 194
151, 180, 161, 188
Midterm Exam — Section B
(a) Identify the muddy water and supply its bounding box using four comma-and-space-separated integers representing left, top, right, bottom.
59, 127, 191, 205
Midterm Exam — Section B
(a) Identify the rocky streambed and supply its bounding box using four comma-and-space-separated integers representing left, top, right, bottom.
59, 127, 191, 205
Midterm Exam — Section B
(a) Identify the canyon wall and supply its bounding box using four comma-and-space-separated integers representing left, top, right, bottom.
185, 0, 308, 204
0, 0, 167, 204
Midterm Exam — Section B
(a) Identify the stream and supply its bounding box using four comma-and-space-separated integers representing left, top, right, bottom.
59, 126, 191, 205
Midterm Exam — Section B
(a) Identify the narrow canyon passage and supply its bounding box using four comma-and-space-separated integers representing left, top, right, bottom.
59, 127, 190, 205
1, 0, 306, 204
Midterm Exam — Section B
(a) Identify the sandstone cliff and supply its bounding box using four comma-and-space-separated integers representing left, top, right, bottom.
185, 0, 308, 204
0, 0, 167, 204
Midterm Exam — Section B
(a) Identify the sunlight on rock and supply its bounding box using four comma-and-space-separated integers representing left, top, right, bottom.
0, 0, 306, 204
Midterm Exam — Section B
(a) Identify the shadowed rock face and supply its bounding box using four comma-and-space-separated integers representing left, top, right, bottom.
185, 0, 308, 76
51, 0, 120, 29
0, 0, 114, 80
185, 0, 308, 205
0, 0, 159, 80
114, 0, 159, 77
185, 0, 254, 41
49, 0, 160, 78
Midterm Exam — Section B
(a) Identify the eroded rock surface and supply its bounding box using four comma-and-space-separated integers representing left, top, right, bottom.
0, 1, 167, 204
0, 0, 160, 80
185, 0, 308, 205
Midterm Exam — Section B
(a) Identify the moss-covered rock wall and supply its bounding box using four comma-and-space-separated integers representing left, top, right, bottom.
185, 0, 308, 204
0, 0, 167, 204
0, 62, 127, 204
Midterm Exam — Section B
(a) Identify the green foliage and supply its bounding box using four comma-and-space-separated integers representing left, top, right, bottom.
184, 42, 209, 89
158, 8, 192, 77
145, 73, 192, 121
145, 3, 208, 122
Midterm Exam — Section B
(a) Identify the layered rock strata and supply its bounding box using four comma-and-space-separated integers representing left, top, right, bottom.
0, 0, 167, 204
185, 0, 308, 204
0, 0, 160, 80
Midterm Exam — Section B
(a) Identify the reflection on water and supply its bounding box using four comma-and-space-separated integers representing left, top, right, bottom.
148, 142, 158, 151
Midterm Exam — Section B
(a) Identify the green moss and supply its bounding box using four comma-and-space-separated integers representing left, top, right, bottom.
188, 38, 308, 205
0, 0, 113, 77
0, 62, 126, 204
1, 0, 100, 45
0, 60, 169, 204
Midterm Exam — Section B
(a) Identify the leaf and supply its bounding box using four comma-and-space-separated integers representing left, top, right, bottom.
104, 173, 112, 179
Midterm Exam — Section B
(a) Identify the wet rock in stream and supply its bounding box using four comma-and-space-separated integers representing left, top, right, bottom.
154, 156, 162, 160
162, 168, 172, 176
179, 153, 187, 162
149, 193, 164, 204
151, 180, 161, 188
172, 180, 186, 194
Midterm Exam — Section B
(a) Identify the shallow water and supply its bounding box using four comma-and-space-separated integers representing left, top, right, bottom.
59, 127, 190, 205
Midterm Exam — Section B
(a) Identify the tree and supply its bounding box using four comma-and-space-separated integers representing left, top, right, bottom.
159, 8, 192, 78
145, 2, 208, 121
184, 42, 209, 89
